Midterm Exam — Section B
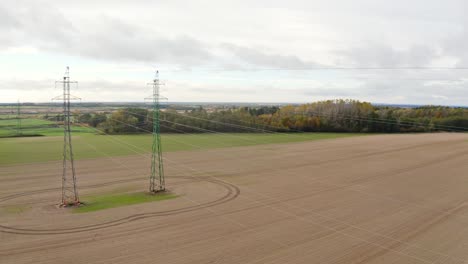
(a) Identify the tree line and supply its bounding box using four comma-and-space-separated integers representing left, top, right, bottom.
70, 100, 468, 134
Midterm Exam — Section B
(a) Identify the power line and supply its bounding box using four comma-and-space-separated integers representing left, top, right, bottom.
163, 111, 284, 133
298, 111, 467, 132
16, 100, 21, 137
74, 117, 467, 264
163, 66, 468, 73
161, 109, 468, 132
109, 107, 467, 143
161, 119, 269, 143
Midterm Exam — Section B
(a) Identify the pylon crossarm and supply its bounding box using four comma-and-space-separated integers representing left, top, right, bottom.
53, 66, 80, 206
147, 70, 165, 193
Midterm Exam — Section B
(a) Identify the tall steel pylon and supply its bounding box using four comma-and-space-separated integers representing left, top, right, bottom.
147, 70, 165, 193
16, 100, 21, 136
53, 67, 81, 206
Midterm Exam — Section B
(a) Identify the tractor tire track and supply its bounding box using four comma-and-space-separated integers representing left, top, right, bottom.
0, 177, 240, 235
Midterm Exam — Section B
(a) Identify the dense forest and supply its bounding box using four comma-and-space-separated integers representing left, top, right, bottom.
73, 100, 468, 134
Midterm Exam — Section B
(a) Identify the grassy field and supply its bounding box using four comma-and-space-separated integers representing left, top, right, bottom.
74, 192, 178, 213
0, 118, 95, 137
0, 118, 365, 165
0, 119, 54, 126
0, 132, 363, 165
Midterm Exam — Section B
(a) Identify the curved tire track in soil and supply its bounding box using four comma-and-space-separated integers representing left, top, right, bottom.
2, 137, 464, 236
0, 176, 203, 203
0, 177, 240, 235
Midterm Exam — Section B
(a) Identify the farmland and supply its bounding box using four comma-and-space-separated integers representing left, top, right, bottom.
1, 132, 468, 263
0, 118, 94, 137
0, 119, 362, 164
3, 0, 468, 263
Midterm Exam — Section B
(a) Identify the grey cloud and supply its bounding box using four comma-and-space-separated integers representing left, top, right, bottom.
0, 3, 214, 66
422, 79, 468, 97
0, 4, 19, 29
443, 21, 468, 66
0, 4, 20, 47
0, 78, 157, 102
78, 80, 146, 92
0, 2, 76, 49
335, 44, 438, 67
439, 1, 468, 66
0, 1, 461, 70
1, 1, 324, 69
1, 0, 467, 105
301, 87, 361, 97
75, 17, 213, 65
190, 86, 253, 94
221, 43, 321, 69
355, 78, 468, 105
290, 74, 468, 105
0, 79, 143, 93
0, 79, 55, 91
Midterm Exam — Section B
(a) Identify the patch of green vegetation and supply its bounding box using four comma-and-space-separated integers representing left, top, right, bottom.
0, 133, 364, 165
19, 126, 95, 136
0, 118, 54, 127
74, 192, 178, 213
2, 204, 31, 215
0, 118, 95, 137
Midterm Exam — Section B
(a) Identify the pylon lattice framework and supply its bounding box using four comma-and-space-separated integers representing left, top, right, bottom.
16, 100, 21, 136
52, 67, 81, 206
147, 70, 165, 193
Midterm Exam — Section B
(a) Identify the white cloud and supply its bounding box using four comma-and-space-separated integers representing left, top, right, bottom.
0, 0, 467, 105
431, 95, 449, 100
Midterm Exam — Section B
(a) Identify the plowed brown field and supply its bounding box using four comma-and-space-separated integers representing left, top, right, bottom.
1, 133, 468, 264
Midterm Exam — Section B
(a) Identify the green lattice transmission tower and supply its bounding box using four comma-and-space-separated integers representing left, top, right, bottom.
147, 70, 165, 193
52, 67, 81, 206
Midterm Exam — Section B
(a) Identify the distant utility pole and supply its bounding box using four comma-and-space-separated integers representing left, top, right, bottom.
16, 100, 21, 136
146, 70, 165, 193
52, 67, 81, 206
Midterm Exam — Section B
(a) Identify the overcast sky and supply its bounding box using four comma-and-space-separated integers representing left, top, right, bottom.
1, 0, 467, 105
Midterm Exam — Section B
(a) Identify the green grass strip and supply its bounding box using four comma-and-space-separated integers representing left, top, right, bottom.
0, 133, 364, 165
74, 192, 178, 213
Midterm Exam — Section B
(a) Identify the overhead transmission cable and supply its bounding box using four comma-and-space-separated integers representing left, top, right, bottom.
121, 107, 467, 133
75, 116, 468, 222
79, 123, 441, 260
163, 66, 468, 72
162, 109, 468, 132
73, 120, 466, 264
72, 126, 256, 233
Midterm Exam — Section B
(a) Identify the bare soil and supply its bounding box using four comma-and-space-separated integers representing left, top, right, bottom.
1, 133, 468, 264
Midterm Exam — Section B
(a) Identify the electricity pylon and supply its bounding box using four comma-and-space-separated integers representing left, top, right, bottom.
16, 100, 21, 136
146, 70, 165, 193
52, 67, 81, 206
